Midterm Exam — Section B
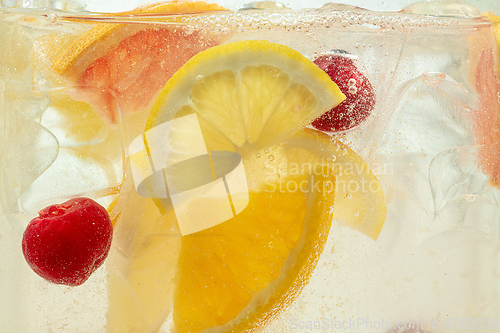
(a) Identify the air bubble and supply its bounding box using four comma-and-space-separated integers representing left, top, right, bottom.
340, 148, 347, 155
465, 195, 476, 202
242, 15, 252, 27
345, 193, 352, 199
256, 153, 261, 158
269, 13, 282, 26
197, 75, 204, 82
269, 242, 274, 249
348, 86, 357, 94
218, 15, 228, 25
268, 154, 275, 161
208, 15, 217, 25
353, 211, 359, 216
228, 20, 239, 29
348, 78, 356, 86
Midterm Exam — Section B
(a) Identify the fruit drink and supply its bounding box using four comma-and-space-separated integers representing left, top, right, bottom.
1, 0, 499, 332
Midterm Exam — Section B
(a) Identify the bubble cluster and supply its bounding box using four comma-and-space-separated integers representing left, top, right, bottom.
168, 7, 485, 33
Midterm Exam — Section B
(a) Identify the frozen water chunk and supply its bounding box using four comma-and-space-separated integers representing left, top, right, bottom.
429, 145, 491, 213
379, 72, 476, 158
378, 72, 481, 218
0, 118, 58, 214
402, 0, 481, 18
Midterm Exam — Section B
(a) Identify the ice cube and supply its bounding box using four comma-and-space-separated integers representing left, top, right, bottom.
0, 117, 58, 215
401, 0, 481, 18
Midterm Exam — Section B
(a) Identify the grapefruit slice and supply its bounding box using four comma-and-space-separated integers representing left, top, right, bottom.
469, 13, 500, 187
50, 1, 228, 125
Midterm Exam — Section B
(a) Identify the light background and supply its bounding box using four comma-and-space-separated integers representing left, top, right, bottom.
77, 0, 500, 14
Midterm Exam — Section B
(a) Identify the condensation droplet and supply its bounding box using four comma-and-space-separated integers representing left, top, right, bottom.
197, 75, 204, 81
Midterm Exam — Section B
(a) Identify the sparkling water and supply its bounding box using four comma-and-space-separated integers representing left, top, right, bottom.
1, 0, 499, 332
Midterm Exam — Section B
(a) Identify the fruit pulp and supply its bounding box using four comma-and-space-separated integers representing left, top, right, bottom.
1, 1, 500, 332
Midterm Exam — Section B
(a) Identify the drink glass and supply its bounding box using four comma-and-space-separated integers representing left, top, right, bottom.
1, 0, 499, 332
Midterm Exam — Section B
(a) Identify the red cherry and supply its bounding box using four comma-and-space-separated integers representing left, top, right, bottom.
311, 51, 375, 132
22, 197, 113, 286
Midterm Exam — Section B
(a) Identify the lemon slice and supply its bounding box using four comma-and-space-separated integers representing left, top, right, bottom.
146, 40, 345, 148
171, 128, 386, 333
288, 129, 386, 240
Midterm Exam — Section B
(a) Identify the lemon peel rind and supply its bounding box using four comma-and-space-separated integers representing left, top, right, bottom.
226, 180, 333, 333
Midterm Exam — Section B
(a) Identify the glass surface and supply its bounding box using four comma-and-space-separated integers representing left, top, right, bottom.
1, 0, 499, 332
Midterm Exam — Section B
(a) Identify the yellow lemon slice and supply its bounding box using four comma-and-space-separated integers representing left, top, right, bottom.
146, 40, 345, 148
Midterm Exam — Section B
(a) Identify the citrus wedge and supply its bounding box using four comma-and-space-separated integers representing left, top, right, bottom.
49, 1, 228, 124
146, 40, 345, 148
172, 128, 386, 333
469, 13, 500, 188
108, 40, 385, 333
106, 173, 181, 333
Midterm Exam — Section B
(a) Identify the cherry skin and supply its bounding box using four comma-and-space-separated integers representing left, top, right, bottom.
22, 197, 113, 286
311, 51, 375, 133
